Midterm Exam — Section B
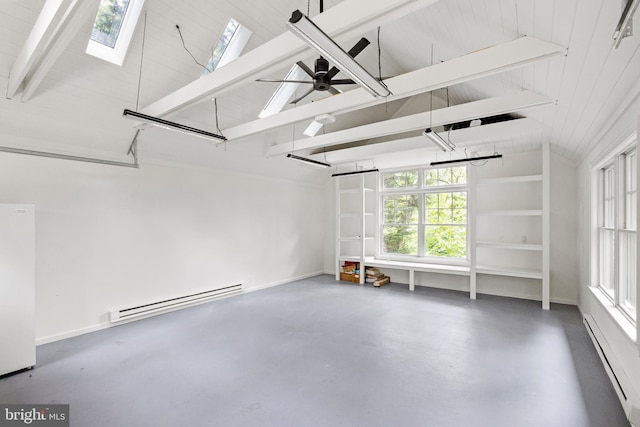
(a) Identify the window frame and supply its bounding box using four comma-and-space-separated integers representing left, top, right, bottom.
593, 136, 637, 327
86, 0, 146, 66
200, 18, 252, 77
379, 165, 469, 264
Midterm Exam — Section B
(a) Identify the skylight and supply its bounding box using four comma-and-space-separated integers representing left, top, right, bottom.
201, 19, 252, 77
86, 0, 145, 66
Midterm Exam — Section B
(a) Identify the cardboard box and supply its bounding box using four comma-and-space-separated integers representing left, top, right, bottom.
340, 273, 360, 283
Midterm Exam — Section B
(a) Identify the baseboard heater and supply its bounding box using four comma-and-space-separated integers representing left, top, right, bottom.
110, 284, 243, 323
583, 314, 640, 425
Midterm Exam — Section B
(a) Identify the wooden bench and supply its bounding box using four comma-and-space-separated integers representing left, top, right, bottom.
363, 258, 470, 291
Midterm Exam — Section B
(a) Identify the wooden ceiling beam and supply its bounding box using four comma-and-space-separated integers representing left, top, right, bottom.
140, 0, 441, 119
226, 36, 564, 142
7, 0, 100, 101
312, 118, 542, 165
266, 90, 554, 157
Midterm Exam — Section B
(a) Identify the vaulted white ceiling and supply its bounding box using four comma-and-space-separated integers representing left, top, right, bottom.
1, 0, 639, 172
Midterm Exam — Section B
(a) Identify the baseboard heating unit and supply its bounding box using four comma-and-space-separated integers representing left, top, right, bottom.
583, 314, 640, 425
110, 284, 244, 324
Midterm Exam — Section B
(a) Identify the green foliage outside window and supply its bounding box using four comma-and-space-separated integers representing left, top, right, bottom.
382, 170, 419, 189
91, 0, 131, 48
203, 19, 240, 75
382, 194, 419, 255
425, 226, 466, 257
383, 226, 418, 254
425, 166, 466, 186
381, 167, 467, 259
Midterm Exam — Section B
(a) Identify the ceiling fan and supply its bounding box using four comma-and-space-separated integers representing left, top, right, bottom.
257, 37, 371, 104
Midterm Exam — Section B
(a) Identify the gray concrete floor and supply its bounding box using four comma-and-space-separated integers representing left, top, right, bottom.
0, 275, 630, 426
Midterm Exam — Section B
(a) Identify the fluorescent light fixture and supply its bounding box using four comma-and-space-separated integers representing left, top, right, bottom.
423, 128, 455, 151
287, 153, 331, 168
287, 10, 391, 98
259, 64, 308, 118
123, 109, 226, 141
303, 113, 336, 136
430, 154, 502, 166
331, 168, 379, 177
613, 0, 639, 49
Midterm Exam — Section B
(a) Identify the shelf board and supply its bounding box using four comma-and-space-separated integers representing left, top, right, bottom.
477, 210, 543, 216
475, 265, 542, 279
340, 236, 375, 241
339, 188, 360, 195
477, 174, 542, 185
339, 256, 362, 262
476, 241, 543, 251
339, 213, 360, 218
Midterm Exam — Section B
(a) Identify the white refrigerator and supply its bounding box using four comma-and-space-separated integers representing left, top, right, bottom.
0, 204, 35, 376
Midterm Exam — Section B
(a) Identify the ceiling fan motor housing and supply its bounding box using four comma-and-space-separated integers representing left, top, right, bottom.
314, 57, 331, 90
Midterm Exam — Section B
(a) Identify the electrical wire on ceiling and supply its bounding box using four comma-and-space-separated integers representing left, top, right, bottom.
465, 148, 488, 166
213, 98, 227, 149
174, 24, 228, 144
444, 87, 456, 151
377, 26, 389, 113
377, 27, 382, 81
176, 24, 211, 73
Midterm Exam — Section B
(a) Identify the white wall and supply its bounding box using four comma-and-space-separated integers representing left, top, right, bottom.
323, 180, 336, 274
549, 151, 579, 304
0, 152, 328, 344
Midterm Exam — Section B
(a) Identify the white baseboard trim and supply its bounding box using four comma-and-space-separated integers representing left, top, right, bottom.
245, 271, 325, 293
36, 272, 324, 346
409, 282, 577, 306
583, 313, 640, 425
37, 322, 111, 346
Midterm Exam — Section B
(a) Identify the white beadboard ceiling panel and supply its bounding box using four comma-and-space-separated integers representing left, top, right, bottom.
0, 0, 639, 169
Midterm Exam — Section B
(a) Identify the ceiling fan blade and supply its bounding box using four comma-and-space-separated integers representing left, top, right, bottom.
256, 79, 314, 84
347, 37, 371, 59
329, 79, 356, 85
327, 87, 341, 95
296, 61, 316, 78
326, 37, 371, 80
290, 87, 315, 104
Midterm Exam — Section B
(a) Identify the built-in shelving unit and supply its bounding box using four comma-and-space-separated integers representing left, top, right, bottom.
333, 147, 550, 310
335, 171, 378, 283
471, 143, 550, 309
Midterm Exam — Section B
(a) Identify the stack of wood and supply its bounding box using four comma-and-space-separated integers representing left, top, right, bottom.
365, 266, 391, 287
340, 261, 360, 283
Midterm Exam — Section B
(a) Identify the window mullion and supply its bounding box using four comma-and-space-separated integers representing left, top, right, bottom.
615, 155, 624, 307
418, 169, 425, 257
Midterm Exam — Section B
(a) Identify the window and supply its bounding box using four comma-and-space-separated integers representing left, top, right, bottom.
596, 144, 637, 323
380, 166, 468, 261
90, 0, 131, 48
201, 19, 252, 77
86, 0, 145, 66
